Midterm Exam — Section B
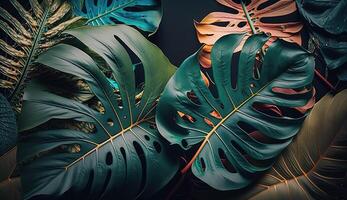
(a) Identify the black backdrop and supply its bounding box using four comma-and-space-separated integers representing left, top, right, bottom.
0, 0, 334, 199
150, 0, 230, 66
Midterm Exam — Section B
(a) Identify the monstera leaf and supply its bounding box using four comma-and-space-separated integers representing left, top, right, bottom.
156, 33, 315, 190
0, 147, 21, 200
0, 0, 84, 112
0, 94, 17, 156
236, 90, 347, 199
70, 0, 162, 33
17, 25, 178, 200
296, 0, 347, 81
189, 90, 347, 200
195, 0, 303, 68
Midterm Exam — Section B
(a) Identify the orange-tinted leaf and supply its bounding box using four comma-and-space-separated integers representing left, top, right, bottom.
196, 0, 303, 68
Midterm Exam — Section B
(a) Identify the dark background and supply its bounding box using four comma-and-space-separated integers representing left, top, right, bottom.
0, 0, 336, 199
0, 0, 229, 67
150, 0, 230, 66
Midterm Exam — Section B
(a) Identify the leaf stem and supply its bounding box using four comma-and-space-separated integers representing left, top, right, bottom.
314, 69, 336, 91
241, 1, 256, 34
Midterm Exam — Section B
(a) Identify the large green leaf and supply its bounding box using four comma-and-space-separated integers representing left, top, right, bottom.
234, 90, 347, 199
296, 0, 347, 81
17, 25, 178, 200
156, 33, 315, 190
70, 0, 162, 33
189, 90, 347, 200
0, 0, 84, 112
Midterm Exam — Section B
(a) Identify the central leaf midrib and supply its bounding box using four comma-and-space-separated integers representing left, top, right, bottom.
9, 8, 50, 102
86, 0, 136, 24
181, 81, 272, 173
64, 116, 154, 170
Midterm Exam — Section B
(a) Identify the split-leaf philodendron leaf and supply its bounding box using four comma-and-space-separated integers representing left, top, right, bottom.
190, 90, 347, 200
17, 25, 178, 200
0, 0, 84, 112
156, 33, 315, 191
235, 89, 347, 199
195, 0, 303, 68
70, 0, 162, 34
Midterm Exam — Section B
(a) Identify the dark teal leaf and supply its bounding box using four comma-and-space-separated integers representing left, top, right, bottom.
156, 33, 315, 190
17, 25, 178, 200
296, 0, 347, 81
0, 93, 17, 156
70, 0, 162, 33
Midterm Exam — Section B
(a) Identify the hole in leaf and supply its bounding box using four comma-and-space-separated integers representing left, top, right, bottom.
187, 90, 201, 105
120, 147, 126, 164
177, 111, 196, 123
237, 21, 247, 28
204, 117, 214, 127
153, 141, 162, 153
107, 119, 114, 127
133, 141, 147, 196
248, 131, 284, 144
211, 21, 230, 27
181, 139, 188, 148
218, 148, 236, 173
253, 102, 283, 117
60, 144, 81, 153
106, 152, 113, 165
220, 103, 225, 109
257, 0, 279, 10
144, 135, 150, 141
231, 140, 246, 155
107, 0, 112, 7
237, 121, 256, 133
210, 110, 222, 119
200, 158, 206, 171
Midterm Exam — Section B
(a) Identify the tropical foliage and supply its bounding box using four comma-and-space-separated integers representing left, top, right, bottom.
195, 0, 303, 68
156, 33, 315, 190
182, 90, 347, 200
70, 0, 162, 33
0, 0, 346, 200
296, 0, 347, 82
17, 25, 177, 200
0, 0, 83, 112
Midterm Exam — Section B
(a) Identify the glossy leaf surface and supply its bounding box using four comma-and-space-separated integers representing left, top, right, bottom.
0, 0, 83, 112
70, 0, 162, 33
296, 0, 347, 81
156, 33, 315, 190
18, 25, 178, 200
195, 0, 303, 68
